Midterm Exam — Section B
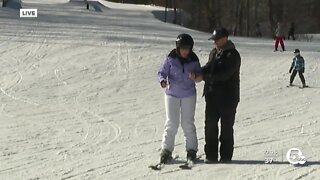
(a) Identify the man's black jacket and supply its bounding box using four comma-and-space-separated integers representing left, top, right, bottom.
202, 40, 241, 104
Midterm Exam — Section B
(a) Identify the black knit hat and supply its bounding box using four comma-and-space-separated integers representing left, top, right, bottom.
176, 33, 194, 49
294, 49, 300, 53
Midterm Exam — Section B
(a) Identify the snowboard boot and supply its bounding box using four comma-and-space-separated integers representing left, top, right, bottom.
186, 150, 197, 163
160, 149, 172, 164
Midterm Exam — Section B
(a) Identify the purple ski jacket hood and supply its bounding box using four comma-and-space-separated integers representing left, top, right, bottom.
158, 49, 202, 98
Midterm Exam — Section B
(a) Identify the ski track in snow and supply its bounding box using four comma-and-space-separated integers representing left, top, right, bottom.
0, 0, 320, 180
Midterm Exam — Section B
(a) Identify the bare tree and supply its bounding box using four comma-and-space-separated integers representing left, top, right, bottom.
207, 0, 216, 31
268, 0, 275, 37
2, 0, 8, 7
246, 0, 250, 36
215, 0, 222, 27
165, 0, 168, 22
172, 0, 177, 24
236, 0, 244, 36
254, 0, 258, 23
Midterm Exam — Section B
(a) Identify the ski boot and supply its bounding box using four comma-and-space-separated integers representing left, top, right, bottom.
186, 150, 197, 163
179, 150, 197, 169
160, 149, 172, 164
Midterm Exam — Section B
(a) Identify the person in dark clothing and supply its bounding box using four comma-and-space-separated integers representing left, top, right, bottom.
289, 49, 307, 88
84, 0, 89, 9
190, 27, 241, 163
255, 23, 262, 37
288, 22, 296, 40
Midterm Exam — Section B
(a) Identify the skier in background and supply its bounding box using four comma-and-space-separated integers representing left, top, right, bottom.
85, 0, 89, 9
288, 22, 296, 40
157, 33, 202, 165
274, 22, 286, 51
255, 23, 262, 37
289, 49, 308, 88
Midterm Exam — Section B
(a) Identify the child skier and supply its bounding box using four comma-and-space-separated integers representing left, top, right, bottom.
157, 33, 202, 166
289, 49, 307, 88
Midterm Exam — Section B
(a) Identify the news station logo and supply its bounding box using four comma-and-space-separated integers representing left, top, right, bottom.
20, 9, 38, 18
286, 148, 306, 165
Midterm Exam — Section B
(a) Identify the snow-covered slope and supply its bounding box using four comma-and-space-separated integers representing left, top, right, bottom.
0, 1, 320, 179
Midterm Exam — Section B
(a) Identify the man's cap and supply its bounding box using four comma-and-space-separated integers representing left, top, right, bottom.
208, 27, 229, 41
294, 49, 300, 53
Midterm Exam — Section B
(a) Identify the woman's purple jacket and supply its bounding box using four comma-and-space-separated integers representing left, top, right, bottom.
158, 49, 202, 98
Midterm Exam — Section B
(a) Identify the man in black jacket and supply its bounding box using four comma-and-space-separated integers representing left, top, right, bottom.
192, 27, 241, 163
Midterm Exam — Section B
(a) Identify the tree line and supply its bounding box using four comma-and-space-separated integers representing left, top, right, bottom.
108, 0, 320, 37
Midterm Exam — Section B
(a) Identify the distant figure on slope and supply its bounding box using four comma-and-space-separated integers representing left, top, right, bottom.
288, 22, 296, 40
274, 22, 285, 52
85, 0, 89, 9
157, 33, 202, 164
289, 49, 307, 88
255, 23, 262, 37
